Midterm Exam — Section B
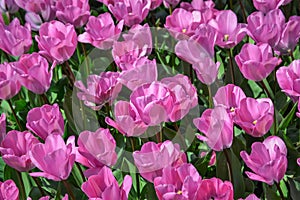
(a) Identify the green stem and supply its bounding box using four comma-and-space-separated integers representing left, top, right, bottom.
129, 138, 140, 197
41, 93, 50, 105
207, 85, 213, 108
62, 180, 75, 200
275, 182, 285, 200
238, 0, 247, 23
76, 162, 86, 182
7, 99, 23, 131
228, 49, 235, 85
224, 149, 233, 184
290, 50, 295, 61
63, 61, 75, 86
16, 171, 26, 199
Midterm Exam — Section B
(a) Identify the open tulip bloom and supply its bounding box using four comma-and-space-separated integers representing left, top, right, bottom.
1, 0, 300, 199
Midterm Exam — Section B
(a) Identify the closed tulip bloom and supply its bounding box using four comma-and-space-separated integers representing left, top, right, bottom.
240, 136, 287, 185
165, 8, 202, 40
193, 106, 233, 151
247, 9, 285, 47
55, 0, 90, 28
108, 0, 150, 27
0, 18, 32, 57
78, 13, 124, 49
154, 163, 202, 200
0, 62, 21, 100
29, 135, 76, 181
35, 20, 77, 63
130, 82, 175, 126
0, 180, 19, 200
14, 53, 56, 94
105, 101, 148, 137
275, 16, 300, 55
161, 74, 198, 122
235, 43, 281, 81
26, 104, 64, 140
0, 0, 19, 13
133, 141, 187, 182
77, 128, 117, 172
209, 10, 246, 48
213, 84, 246, 116
0, 130, 39, 172
75, 71, 122, 110
197, 177, 233, 200
0, 113, 5, 144
276, 60, 300, 98
253, 0, 292, 13
81, 166, 132, 200
235, 97, 274, 137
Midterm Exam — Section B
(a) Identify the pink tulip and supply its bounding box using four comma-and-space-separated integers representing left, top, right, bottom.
235, 43, 281, 81
108, 0, 150, 27
297, 158, 300, 166
213, 84, 246, 116
253, 0, 292, 13
14, 0, 54, 13
180, 0, 216, 23
275, 16, 300, 55
78, 13, 124, 49
35, 20, 77, 63
150, 0, 163, 10
130, 82, 175, 126
163, 0, 180, 8
118, 58, 157, 91
26, 104, 64, 140
29, 135, 76, 181
97, 0, 114, 5
0, 0, 19, 13
81, 166, 132, 200
240, 136, 287, 185
0, 18, 32, 57
165, 8, 202, 40
133, 141, 187, 182
0, 180, 19, 200
235, 97, 274, 137
0, 130, 39, 172
77, 128, 117, 175
0, 113, 5, 144
175, 38, 220, 85
28, 195, 68, 200
154, 163, 202, 200
75, 71, 122, 110
209, 10, 246, 48
0, 62, 21, 100
105, 101, 148, 137
199, 151, 216, 166
197, 177, 233, 200
276, 60, 300, 98
239, 194, 260, 200
194, 106, 233, 151
161, 74, 198, 121
55, 0, 90, 28
247, 9, 285, 47
14, 53, 56, 94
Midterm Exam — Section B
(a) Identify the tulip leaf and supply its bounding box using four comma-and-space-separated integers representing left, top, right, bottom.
288, 178, 300, 200
279, 102, 298, 130
140, 182, 158, 200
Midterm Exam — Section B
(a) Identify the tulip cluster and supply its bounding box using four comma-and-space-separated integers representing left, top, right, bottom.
0, 0, 299, 200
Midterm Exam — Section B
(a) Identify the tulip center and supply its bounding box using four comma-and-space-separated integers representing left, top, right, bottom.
224, 34, 229, 42
177, 190, 183, 195
182, 28, 187, 33
252, 120, 257, 125
230, 107, 235, 112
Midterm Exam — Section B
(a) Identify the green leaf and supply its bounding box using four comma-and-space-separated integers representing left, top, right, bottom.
140, 182, 158, 200
288, 178, 300, 200
279, 102, 298, 130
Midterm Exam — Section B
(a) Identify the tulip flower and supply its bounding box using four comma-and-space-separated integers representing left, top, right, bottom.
235, 43, 281, 81
108, 0, 150, 27
97, 0, 114, 5
35, 20, 78, 63
105, 101, 148, 137
0, 180, 19, 200
81, 166, 132, 200
26, 104, 64, 140
0, 130, 39, 172
180, 0, 215, 23
297, 158, 300, 166
130, 82, 175, 126
75, 71, 122, 110
0, 0, 19, 13
276, 60, 300, 98
14, 0, 53, 13
55, 0, 90, 28
194, 106, 234, 151
14, 53, 56, 94
240, 136, 287, 185
165, 8, 202, 40
163, 0, 180, 8
197, 177, 233, 200
0, 62, 21, 100
213, 84, 246, 116
239, 194, 260, 200
0, 113, 5, 144
253, 0, 292, 13
235, 97, 274, 137
154, 163, 202, 200
209, 10, 246, 48
0, 18, 32, 57
150, 0, 163, 10
247, 9, 285, 47
29, 135, 76, 181
78, 13, 124, 49
161, 74, 198, 121
133, 141, 187, 182
77, 128, 117, 176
